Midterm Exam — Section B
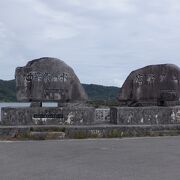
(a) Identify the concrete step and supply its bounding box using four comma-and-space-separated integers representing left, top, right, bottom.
29, 131, 65, 140
0, 124, 180, 140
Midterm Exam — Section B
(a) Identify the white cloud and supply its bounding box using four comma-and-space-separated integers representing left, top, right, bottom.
67, 0, 136, 13
0, 22, 6, 38
42, 27, 78, 40
30, 0, 74, 23
0, 0, 180, 86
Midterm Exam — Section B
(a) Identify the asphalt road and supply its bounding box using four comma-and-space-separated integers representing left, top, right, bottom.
0, 137, 180, 180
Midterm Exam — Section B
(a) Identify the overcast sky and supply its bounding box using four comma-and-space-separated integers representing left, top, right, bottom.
1, 0, 180, 86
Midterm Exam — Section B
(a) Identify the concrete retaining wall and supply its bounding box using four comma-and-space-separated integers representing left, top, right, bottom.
110, 106, 180, 125
1, 107, 95, 125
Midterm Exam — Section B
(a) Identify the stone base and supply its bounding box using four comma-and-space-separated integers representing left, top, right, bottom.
1, 106, 95, 126
1, 124, 180, 140
110, 106, 180, 125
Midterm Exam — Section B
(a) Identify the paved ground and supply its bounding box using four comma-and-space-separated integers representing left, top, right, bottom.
0, 137, 180, 180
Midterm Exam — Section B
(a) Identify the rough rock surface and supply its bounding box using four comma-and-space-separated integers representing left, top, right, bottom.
16, 57, 88, 102
118, 64, 180, 106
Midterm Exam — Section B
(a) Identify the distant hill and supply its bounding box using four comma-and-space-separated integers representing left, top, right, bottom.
82, 84, 119, 101
0, 79, 16, 101
0, 79, 119, 102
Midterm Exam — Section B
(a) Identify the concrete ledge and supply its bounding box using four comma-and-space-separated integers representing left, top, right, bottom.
110, 106, 180, 125
1, 124, 180, 140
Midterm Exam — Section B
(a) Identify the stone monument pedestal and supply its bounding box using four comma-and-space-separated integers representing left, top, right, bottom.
110, 106, 180, 125
1, 106, 95, 126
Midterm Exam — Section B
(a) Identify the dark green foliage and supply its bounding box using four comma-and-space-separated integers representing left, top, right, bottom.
0, 79, 16, 102
0, 80, 120, 102
87, 100, 119, 108
82, 84, 119, 101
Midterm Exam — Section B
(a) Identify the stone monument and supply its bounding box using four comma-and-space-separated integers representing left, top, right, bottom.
1, 57, 95, 125
118, 64, 180, 107
110, 64, 180, 125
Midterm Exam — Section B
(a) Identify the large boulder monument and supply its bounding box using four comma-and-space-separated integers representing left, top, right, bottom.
1, 57, 95, 125
16, 57, 88, 105
118, 64, 180, 107
110, 64, 180, 125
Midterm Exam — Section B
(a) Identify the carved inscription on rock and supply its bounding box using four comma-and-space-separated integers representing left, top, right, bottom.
147, 74, 155, 85
135, 74, 144, 85
26, 72, 69, 82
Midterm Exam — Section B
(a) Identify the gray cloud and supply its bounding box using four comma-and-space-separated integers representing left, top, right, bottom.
0, 0, 180, 86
